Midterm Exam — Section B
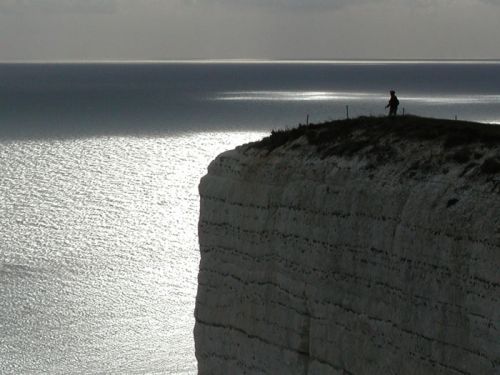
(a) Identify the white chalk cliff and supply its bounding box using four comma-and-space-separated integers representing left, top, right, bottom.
195, 117, 500, 375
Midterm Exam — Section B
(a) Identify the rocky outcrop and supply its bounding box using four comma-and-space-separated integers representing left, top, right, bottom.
195, 116, 500, 375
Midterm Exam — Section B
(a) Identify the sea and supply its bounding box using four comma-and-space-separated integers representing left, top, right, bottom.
0, 61, 499, 374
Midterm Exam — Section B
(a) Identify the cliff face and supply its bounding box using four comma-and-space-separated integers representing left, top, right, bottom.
195, 117, 500, 375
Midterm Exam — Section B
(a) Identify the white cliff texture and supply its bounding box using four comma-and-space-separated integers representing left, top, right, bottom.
195, 117, 500, 375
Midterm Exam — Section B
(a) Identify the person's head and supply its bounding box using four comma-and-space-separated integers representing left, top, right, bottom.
390, 90, 395, 95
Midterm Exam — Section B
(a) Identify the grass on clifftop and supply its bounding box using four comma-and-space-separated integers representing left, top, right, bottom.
253, 115, 500, 174
258, 116, 500, 150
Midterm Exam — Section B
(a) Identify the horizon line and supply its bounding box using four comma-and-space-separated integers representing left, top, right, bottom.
1, 58, 500, 65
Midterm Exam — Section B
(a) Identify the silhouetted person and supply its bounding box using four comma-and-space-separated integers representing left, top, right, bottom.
386, 90, 399, 116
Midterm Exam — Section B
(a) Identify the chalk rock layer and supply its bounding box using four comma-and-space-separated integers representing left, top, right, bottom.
195, 117, 500, 375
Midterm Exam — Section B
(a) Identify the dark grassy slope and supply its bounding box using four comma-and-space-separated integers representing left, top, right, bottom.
253, 116, 500, 175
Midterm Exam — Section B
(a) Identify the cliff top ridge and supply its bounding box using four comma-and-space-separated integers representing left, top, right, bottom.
250, 115, 500, 175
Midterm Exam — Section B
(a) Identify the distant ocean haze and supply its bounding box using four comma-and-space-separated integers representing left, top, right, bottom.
0, 61, 499, 374
0, 61, 500, 138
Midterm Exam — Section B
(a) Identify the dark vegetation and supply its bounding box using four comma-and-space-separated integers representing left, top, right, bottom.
481, 158, 500, 174
256, 116, 500, 152
252, 115, 500, 176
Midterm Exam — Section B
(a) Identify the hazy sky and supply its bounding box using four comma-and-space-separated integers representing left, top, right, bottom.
0, 0, 499, 61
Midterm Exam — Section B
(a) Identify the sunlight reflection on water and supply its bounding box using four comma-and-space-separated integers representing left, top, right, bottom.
215, 90, 500, 105
0, 130, 266, 374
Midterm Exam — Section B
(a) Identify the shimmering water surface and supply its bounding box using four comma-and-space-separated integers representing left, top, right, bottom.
0, 132, 265, 374
0, 61, 499, 374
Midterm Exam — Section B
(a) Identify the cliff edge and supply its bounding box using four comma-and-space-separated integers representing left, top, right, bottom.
195, 116, 500, 375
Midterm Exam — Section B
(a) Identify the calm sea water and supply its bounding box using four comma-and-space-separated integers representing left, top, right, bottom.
0, 61, 499, 374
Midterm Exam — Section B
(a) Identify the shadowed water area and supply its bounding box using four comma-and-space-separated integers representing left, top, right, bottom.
1, 62, 500, 140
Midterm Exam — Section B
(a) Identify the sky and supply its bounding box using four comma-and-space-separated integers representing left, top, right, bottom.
0, 0, 499, 61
